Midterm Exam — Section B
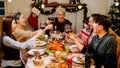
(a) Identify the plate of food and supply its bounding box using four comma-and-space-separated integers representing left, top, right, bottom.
72, 55, 85, 64
36, 41, 47, 47
45, 42, 69, 54
37, 35, 45, 41
27, 49, 45, 56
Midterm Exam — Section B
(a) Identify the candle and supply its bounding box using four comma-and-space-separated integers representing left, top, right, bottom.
55, 51, 61, 57
67, 56, 72, 68
67, 56, 72, 64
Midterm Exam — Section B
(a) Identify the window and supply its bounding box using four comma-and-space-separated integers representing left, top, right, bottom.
0, 0, 5, 16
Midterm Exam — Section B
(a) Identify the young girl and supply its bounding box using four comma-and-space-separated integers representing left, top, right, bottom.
0, 16, 41, 68
77, 17, 92, 46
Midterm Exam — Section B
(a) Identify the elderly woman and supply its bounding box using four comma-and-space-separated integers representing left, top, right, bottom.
13, 12, 52, 42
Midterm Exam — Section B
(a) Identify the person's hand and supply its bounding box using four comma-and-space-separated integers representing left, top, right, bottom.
44, 24, 53, 31
66, 33, 76, 40
46, 19, 53, 25
46, 19, 51, 24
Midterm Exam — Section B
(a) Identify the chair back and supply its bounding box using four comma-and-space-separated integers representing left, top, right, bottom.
109, 28, 120, 68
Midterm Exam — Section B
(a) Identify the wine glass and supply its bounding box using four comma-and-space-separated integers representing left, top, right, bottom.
39, 23, 46, 30
48, 15, 55, 24
64, 24, 72, 33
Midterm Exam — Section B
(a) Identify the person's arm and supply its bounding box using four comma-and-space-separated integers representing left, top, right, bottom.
67, 33, 84, 51
103, 37, 117, 68
2, 36, 36, 49
33, 24, 53, 35
43, 24, 53, 32
14, 29, 33, 40
31, 29, 43, 36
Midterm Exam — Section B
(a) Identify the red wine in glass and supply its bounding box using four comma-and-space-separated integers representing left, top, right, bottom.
40, 23, 46, 29
48, 17, 55, 24
40, 26, 45, 29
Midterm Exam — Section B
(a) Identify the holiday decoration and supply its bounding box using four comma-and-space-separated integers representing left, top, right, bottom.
108, 1, 120, 36
28, 7, 40, 29
31, 0, 88, 18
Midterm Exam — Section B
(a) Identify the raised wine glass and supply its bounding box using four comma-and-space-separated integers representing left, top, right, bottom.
64, 24, 72, 33
48, 15, 55, 24
39, 23, 46, 30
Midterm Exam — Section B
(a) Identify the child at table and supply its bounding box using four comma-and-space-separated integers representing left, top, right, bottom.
77, 17, 92, 46
0, 16, 42, 68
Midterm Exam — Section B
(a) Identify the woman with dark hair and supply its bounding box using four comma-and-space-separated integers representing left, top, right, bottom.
68, 14, 117, 68
0, 16, 40, 68
13, 12, 53, 42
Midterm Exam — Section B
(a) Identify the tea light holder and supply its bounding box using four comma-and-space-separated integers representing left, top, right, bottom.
55, 51, 61, 57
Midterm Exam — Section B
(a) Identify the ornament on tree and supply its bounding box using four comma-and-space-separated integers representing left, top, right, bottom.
28, 7, 40, 29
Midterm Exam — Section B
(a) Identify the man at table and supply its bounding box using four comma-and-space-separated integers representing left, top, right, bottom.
68, 14, 117, 68
52, 6, 72, 33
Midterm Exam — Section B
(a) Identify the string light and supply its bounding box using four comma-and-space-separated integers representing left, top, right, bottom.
41, 4, 45, 8
115, 1, 119, 6
78, 5, 82, 9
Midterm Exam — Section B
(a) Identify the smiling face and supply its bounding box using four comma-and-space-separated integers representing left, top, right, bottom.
16, 14, 26, 27
92, 22, 103, 34
56, 11, 65, 23
83, 23, 90, 30
89, 17, 95, 29
12, 19, 17, 32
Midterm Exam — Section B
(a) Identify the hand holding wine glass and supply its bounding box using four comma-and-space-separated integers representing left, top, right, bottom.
48, 15, 55, 24
64, 24, 72, 33
39, 23, 46, 30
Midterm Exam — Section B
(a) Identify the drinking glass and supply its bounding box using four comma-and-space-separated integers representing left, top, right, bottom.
64, 24, 72, 33
39, 23, 46, 30
48, 15, 55, 24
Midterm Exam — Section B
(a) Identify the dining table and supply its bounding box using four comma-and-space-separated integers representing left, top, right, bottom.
21, 32, 94, 68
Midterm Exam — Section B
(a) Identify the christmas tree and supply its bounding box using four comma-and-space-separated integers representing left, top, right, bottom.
108, 1, 120, 36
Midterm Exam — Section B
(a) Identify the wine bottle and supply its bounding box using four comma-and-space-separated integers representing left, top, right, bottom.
85, 52, 91, 68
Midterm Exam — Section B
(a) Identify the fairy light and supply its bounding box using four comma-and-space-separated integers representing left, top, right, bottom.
78, 5, 82, 9
115, 1, 119, 6
41, 4, 45, 8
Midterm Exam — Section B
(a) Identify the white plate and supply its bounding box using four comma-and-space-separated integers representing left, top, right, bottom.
36, 41, 47, 46
69, 45, 77, 49
27, 49, 45, 56
72, 55, 85, 64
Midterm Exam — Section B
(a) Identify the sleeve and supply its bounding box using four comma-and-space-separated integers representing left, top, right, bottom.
77, 30, 83, 38
104, 36, 117, 68
2, 36, 36, 49
14, 29, 33, 42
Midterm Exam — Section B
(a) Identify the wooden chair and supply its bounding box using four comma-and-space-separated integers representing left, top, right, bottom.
109, 28, 120, 68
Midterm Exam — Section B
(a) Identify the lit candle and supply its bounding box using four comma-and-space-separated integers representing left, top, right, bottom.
67, 56, 72, 64
55, 51, 61, 57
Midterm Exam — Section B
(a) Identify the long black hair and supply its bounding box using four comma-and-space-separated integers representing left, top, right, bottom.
2, 16, 13, 37
0, 16, 13, 58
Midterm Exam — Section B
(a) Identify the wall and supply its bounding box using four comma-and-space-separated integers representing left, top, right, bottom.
5, 0, 114, 33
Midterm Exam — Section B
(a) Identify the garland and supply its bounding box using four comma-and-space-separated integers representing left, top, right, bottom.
33, 3, 88, 18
